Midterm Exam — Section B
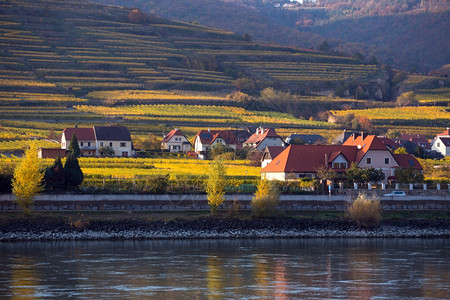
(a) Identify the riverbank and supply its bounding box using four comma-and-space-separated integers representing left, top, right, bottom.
1, 212, 449, 241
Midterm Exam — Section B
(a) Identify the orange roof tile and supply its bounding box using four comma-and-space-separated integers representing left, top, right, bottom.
262, 145, 360, 173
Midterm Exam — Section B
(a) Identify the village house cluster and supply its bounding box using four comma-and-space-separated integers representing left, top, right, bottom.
38, 125, 450, 184
162, 126, 450, 182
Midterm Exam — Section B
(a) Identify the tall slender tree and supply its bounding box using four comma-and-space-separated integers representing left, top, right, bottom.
206, 159, 227, 215
68, 133, 81, 158
64, 134, 83, 189
12, 142, 43, 214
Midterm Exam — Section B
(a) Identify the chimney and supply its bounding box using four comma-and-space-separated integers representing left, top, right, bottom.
352, 133, 355, 141
324, 153, 328, 167
361, 131, 365, 140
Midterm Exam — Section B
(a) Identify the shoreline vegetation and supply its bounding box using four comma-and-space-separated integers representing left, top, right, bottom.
1, 211, 449, 241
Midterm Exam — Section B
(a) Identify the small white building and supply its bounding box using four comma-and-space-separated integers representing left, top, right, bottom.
243, 127, 284, 151
161, 129, 191, 153
94, 126, 133, 157
432, 136, 450, 156
61, 127, 96, 157
431, 128, 450, 156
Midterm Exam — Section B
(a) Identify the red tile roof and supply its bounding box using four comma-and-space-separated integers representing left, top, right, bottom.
244, 128, 281, 147
343, 134, 387, 152
261, 145, 359, 173
378, 137, 400, 150
62, 128, 95, 141
437, 128, 450, 136
162, 129, 186, 143
392, 154, 423, 170
195, 130, 220, 145
195, 130, 239, 146
211, 130, 238, 146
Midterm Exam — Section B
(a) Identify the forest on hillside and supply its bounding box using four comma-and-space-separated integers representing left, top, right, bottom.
91, 0, 449, 72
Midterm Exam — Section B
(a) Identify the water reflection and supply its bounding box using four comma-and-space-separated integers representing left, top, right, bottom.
11, 256, 39, 300
0, 239, 448, 299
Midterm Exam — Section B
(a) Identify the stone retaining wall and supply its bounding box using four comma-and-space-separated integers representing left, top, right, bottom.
0, 193, 449, 211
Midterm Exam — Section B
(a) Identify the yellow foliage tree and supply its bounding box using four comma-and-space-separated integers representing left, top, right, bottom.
206, 159, 227, 214
252, 179, 280, 217
12, 142, 44, 214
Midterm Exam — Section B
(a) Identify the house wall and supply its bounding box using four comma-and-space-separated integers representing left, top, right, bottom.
163, 136, 191, 152
61, 133, 96, 157
96, 140, 132, 157
358, 150, 399, 179
331, 154, 348, 168
194, 137, 208, 153
261, 159, 272, 169
261, 172, 286, 181
256, 137, 284, 151
432, 138, 449, 156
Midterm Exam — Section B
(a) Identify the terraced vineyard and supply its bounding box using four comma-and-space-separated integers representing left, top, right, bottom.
0, 0, 388, 94
331, 106, 450, 128
0, 0, 447, 155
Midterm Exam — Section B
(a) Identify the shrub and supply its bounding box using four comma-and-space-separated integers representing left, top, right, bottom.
347, 193, 382, 228
252, 179, 280, 217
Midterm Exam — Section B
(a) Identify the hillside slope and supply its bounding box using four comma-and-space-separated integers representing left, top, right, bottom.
0, 0, 388, 98
92, 0, 449, 72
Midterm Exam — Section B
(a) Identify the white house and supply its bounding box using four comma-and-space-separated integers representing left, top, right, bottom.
194, 130, 240, 159
161, 129, 191, 153
61, 127, 96, 157
243, 127, 284, 151
432, 136, 450, 156
431, 128, 450, 156
93, 126, 133, 157
343, 133, 400, 179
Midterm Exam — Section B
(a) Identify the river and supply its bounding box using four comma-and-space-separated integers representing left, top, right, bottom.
0, 239, 448, 299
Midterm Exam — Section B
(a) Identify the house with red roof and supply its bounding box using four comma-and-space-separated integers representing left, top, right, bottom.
61, 127, 96, 157
262, 134, 422, 181
243, 127, 284, 151
61, 126, 133, 157
399, 134, 431, 151
194, 129, 240, 159
161, 129, 191, 153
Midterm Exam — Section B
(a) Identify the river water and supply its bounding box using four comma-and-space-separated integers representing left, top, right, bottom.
0, 239, 448, 299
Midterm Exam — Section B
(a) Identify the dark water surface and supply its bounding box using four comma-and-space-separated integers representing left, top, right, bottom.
0, 239, 448, 299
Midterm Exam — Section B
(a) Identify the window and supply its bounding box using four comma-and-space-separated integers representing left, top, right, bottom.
122, 151, 128, 157
366, 157, 372, 164
385, 158, 390, 164
80, 142, 84, 146
120, 142, 126, 147
437, 142, 440, 147
100, 142, 103, 147
109, 142, 113, 147
88, 142, 91, 146
333, 163, 347, 169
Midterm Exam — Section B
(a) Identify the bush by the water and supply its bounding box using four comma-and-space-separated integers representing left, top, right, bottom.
347, 193, 382, 228
252, 179, 280, 217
